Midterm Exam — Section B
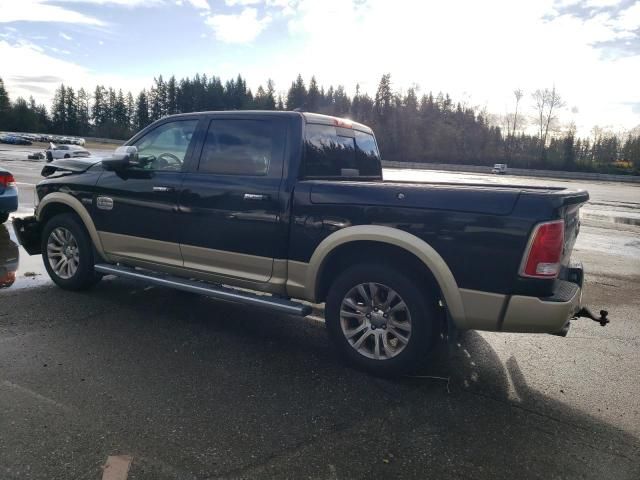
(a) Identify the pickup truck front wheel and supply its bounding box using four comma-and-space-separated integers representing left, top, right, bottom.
41, 213, 102, 290
326, 264, 436, 376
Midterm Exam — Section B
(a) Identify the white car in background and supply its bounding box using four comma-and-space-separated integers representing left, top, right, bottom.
46, 143, 90, 161
491, 163, 508, 174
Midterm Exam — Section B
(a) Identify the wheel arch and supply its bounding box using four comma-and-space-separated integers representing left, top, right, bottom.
295, 225, 466, 326
37, 192, 105, 258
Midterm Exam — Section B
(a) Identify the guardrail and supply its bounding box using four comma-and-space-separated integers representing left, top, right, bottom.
381, 161, 640, 184
82, 137, 124, 145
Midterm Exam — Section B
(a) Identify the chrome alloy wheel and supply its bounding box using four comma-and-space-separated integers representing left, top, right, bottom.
339, 282, 412, 360
47, 227, 80, 279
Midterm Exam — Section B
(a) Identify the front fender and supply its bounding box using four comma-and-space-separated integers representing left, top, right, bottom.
36, 192, 106, 258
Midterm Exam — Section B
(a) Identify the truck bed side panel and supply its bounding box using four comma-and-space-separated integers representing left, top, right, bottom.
290, 182, 535, 295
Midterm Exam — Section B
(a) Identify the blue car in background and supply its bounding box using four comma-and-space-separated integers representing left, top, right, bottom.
0, 168, 18, 223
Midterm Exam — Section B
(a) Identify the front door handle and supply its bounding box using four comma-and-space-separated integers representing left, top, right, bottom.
243, 193, 269, 201
153, 186, 175, 193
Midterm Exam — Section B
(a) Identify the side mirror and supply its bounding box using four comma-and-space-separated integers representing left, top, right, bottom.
102, 146, 139, 171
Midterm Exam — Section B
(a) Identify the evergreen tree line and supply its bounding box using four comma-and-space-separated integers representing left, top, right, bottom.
0, 74, 638, 174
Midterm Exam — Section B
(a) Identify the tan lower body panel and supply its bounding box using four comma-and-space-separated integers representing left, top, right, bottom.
286, 260, 309, 300
98, 231, 288, 295
181, 244, 273, 283
459, 289, 507, 331
501, 287, 581, 333
99, 231, 183, 267
287, 266, 509, 329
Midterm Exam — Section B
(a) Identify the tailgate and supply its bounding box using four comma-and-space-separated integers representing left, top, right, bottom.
559, 190, 589, 268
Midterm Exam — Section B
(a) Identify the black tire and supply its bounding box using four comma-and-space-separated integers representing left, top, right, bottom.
0, 212, 8, 224
325, 263, 437, 376
41, 213, 101, 290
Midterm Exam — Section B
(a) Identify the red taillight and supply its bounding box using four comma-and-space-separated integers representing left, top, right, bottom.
0, 271, 16, 288
0, 173, 16, 188
520, 220, 565, 278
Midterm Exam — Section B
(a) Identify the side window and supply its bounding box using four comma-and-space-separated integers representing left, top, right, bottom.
304, 124, 382, 178
355, 130, 381, 167
133, 120, 198, 171
198, 119, 283, 176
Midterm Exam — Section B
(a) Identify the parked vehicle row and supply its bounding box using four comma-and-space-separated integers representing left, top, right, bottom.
0, 132, 85, 146
0, 134, 32, 145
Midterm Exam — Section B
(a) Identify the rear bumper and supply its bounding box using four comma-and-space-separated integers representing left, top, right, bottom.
0, 188, 19, 213
502, 279, 582, 334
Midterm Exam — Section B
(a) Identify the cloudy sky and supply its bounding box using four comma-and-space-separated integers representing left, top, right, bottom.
1, 0, 639, 135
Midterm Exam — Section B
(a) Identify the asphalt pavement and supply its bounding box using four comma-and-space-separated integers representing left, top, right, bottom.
1, 147, 639, 479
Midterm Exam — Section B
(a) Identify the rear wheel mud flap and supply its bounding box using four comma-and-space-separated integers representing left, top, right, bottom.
12, 216, 42, 255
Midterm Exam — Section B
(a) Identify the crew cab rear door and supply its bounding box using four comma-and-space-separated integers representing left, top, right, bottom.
177, 115, 289, 283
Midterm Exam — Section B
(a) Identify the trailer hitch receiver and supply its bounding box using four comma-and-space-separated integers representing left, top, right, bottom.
574, 307, 609, 327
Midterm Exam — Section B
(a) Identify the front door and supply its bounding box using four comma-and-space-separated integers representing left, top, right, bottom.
93, 118, 200, 267
178, 116, 288, 282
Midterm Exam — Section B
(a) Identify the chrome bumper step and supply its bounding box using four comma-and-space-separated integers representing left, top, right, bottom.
94, 263, 312, 317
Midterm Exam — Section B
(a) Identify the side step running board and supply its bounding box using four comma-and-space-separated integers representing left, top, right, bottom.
94, 263, 312, 317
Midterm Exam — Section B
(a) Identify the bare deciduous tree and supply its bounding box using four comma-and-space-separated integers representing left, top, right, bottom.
532, 86, 565, 160
504, 88, 524, 162
511, 88, 523, 137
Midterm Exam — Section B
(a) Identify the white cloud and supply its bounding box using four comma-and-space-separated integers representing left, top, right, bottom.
0, 0, 105, 26
49, 46, 71, 54
616, 2, 640, 30
184, 0, 210, 9
585, 0, 622, 7
57, 0, 165, 6
59, 32, 73, 40
225, 0, 261, 5
0, 0, 182, 25
206, 7, 271, 43
241, 0, 639, 135
0, 39, 149, 104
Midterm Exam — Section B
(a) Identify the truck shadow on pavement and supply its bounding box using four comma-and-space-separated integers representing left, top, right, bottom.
1, 278, 639, 479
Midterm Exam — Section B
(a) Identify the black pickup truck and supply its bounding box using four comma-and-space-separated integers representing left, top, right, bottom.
14, 111, 606, 375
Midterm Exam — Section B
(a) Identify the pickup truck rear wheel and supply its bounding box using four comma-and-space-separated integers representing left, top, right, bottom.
41, 213, 101, 290
326, 263, 436, 376
0, 212, 9, 224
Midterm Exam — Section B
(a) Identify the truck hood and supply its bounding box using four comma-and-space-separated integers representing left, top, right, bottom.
41, 157, 104, 177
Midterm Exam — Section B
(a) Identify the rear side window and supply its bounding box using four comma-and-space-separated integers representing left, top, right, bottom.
198, 119, 284, 176
303, 124, 382, 178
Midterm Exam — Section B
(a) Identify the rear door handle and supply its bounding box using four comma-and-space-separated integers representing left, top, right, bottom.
153, 186, 175, 193
243, 193, 269, 201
